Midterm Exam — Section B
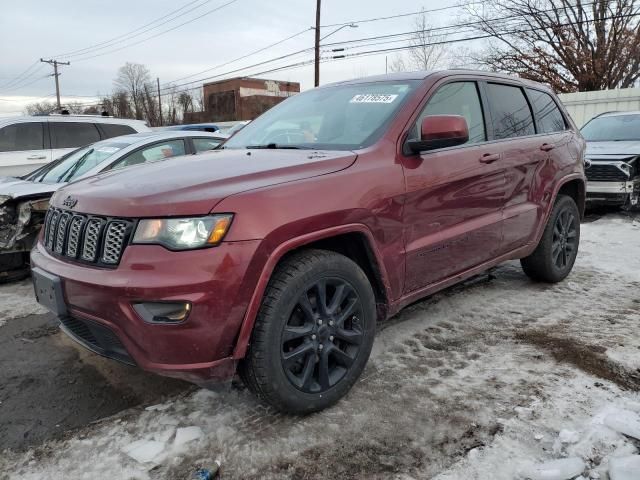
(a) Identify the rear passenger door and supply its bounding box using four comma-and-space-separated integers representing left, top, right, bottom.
480, 82, 543, 253
49, 121, 101, 160
402, 81, 508, 292
0, 121, 51, 177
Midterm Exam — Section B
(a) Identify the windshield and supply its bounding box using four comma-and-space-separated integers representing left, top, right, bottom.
28, 141, 128, 184
581, 114, 640, 142
223, 81, 419, 150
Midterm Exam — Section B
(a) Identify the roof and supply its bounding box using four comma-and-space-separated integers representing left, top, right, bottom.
323, 69, 554, 91
114, 130, 225, 143
596, 110, 640, 118
0, 115, 148, 126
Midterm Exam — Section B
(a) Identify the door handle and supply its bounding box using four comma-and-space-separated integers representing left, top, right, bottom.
540, 143, 555, 152
479, 153, 500, 164
27, 155, 47, 160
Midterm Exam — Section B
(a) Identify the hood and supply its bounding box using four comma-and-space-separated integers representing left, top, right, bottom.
585, 141, 640, 159
51, 149, 357, 217
0, 177, 62, 200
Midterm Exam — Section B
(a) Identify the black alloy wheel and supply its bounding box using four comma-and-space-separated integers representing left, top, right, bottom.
281, 277, 363, 393
551, 208, 578, 270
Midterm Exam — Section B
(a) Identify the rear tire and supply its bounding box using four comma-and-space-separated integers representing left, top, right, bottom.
239, 249, 376, 414
521, 195, 580, 283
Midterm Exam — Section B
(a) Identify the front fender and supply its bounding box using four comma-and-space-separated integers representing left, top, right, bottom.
231, 223, 391, 359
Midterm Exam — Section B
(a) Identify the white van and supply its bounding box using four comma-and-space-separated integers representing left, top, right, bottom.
0, 115, 150, 177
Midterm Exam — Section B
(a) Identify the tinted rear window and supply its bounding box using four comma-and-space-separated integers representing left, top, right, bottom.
100, 123, 136, 138
526, 89, 566, 134
486, 84, 535, 139
0, 122, 44, 152
50, 122, 101, 148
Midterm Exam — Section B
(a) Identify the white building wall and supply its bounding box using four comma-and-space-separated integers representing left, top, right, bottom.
557, 88, 640, 127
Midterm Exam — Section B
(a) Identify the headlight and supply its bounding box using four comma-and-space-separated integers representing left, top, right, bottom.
132, 214, 233, 250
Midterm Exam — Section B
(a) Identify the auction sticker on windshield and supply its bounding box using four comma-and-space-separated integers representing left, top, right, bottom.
350, 94, 398, 104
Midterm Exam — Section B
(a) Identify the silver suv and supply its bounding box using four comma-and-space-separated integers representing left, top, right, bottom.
0, 114, 150, 177
581, 111, 640, 208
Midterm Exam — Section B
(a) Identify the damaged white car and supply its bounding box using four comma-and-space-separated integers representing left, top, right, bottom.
581, 111, 640, 208
0, 130, 226, 281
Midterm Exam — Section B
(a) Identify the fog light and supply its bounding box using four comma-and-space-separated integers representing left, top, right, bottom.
133, 302, 191, 324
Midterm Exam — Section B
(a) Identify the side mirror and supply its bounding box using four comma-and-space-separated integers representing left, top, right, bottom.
407, 115, 469, 154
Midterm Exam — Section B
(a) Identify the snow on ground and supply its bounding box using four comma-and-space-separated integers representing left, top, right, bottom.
0, 279, 47, 326
1, 213, 639, 479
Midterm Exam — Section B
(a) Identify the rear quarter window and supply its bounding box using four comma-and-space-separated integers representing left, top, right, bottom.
526, 89, 566, 134
99, 123, 137, 138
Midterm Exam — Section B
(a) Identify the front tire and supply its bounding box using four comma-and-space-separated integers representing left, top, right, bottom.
239, 249, 376, 414
521, 194, 580, 283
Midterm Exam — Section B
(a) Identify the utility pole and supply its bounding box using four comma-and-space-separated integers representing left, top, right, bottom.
314, 0, 321, 87
157, 77, 163, 126
40, 58, 70, 110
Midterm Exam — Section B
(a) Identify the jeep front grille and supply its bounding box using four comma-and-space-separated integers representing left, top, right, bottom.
43, 208, 133, 267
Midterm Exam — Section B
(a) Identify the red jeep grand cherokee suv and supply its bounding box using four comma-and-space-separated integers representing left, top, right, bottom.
31, 71, 586, 413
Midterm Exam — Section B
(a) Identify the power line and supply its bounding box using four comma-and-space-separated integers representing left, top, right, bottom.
162, 27, 314, 86
0, 64, 47, 93
0, 61, 41, 90
157, 0, 601, 94
0, 74, 50, 93
159, 3, 475, 90
150, 9, 640, 101
71, 0, 240, 62
54, 0, 214, 59
319, 2, 484, 28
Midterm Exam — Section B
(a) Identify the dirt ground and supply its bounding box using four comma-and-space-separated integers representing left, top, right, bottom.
0, 209, 639, 480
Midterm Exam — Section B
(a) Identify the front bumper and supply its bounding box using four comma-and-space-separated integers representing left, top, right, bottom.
31, 239, 261, 384
586, 180, 639, 205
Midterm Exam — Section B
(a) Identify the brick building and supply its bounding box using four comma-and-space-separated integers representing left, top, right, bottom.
184, 77, 300, 123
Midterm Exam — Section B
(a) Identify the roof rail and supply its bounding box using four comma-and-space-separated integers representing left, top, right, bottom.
46, 112, 113, 118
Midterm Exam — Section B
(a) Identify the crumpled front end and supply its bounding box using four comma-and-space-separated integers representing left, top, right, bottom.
0, 196, 50, 278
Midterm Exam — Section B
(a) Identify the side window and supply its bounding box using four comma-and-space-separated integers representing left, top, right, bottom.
416, 82, 486, 144
193, 137, 222, 152
111, 139, 186, 170
50, 122, 101, 148
100, 123, 136, 138
485, 83, 535, 139
526, 89, 566, 134
0, 122, 44, 152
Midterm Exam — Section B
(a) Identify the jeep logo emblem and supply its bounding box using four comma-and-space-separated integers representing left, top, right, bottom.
62, 196, 78, 208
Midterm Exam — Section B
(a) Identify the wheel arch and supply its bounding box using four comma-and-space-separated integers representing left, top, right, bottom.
232, 224, 391, 359
555, 176, 586, 219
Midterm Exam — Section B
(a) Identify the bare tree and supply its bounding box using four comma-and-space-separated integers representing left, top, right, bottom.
114, 62, 151, 119
390, 10, 450, 72
177, 90, 194, 120
24, 101, 57, 115
465, 0, 640, 92
25, 100, 99, 116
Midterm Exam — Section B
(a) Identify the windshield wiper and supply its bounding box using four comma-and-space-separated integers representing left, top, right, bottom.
245, 143, 309, 150
57, 149, 93, 183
